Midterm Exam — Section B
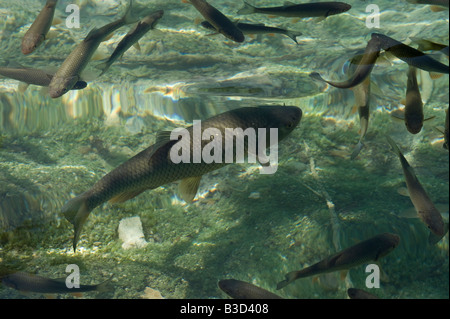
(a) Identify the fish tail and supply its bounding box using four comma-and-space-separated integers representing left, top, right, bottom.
276, 271, 298, 290
96, 277, 114, 293
122, 0, 138, 25
386, 136, 401, 157
286, 31, 302, 44
61, 192, 92, 251
95, 61, 111, 76
237, 1, 256, 14
350, 141, 364, 160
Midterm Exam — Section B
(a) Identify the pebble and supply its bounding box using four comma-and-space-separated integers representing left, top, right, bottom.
118, 216, 148, 250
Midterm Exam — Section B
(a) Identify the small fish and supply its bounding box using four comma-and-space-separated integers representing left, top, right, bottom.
0, 270, 111, 295
310, 36, 382, 89
386, 136, 447, 241
371, 33, 449, 74
405, 0, 449, 10
444, 107, 449, 150
22, 0, 58, 55
0, 65, 87, 90
347, 288, 379, 299
237, 1, 351, 19
276, 233, 399, 289
96, 10, 164, 76
218, 279, 283, 299
403, 66, 425, 134
410, 37, 449, 56
201, 20, 302, 44
350, 76, 371, 159
49, 0, 136, 98
62, 105, 302, 250
184, 0, 245, 43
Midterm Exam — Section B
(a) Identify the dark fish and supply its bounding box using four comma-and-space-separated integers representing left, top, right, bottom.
410, 37, 449, 56
310, 36, 382, 89
347, 288, 379, 299
0, 65, 86, 90
22, 0, 58, 55
185, 0, 245, 42
237, 1, 351, 18
96, 10, 164, 76
49, 0, 136, 98
403, 66, 424, 134
386, 136, 447, 240
371, 33, 449, 74
201, 20, 302, 44
62, 105, 302, 250
276, 233, 399, 289
0, 270, 110, 295
218, 279, 283, 299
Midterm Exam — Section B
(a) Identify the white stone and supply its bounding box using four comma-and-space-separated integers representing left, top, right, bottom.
118, 216, 148, 250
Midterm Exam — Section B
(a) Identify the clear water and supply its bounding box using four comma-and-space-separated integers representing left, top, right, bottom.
0, 0, 448, 299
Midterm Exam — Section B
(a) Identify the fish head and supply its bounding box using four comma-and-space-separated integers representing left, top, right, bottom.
264, 105, 302, 140
327, 3, 352, 16
49, 75, 79, 98
376, 233, 400, 259
405, 113, 423, 134
21, 34, 44, 55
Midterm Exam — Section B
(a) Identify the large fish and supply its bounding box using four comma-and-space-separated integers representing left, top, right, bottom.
218, 279, 283, 299
96, 10, 164, 76
0, 65, 86, 90
310, 36, 382, 89
62, 105, 302, 250
49, 0, 136, 98
0, 270, 110, 295
237, 1, 351, 18
22, 0, 58, 55
372, 33, 449, 74
200, 20, 302, 44
386, 136, 447, 241
276, 233, 399, 289
184, 0, 245, 43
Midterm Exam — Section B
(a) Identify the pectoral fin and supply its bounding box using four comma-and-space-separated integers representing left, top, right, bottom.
179, 176, 202, 202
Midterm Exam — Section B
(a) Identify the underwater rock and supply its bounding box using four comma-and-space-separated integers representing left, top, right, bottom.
141, 287, 164, 299
118, 216, 148, 250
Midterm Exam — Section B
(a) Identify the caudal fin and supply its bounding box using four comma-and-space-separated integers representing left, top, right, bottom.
122, 0, 138, 25
61, 192, 92, 251
237, 1, 256, 14
95, 61, 111, 77
350, 141, 364, 160
276, 271, 298, 290
286, 31, 302, 44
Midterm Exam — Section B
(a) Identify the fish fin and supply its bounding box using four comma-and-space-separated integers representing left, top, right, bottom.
109, 189, 146, 204
96, 277, 114, 292
429, 72, 444, 80
237, 1, 256, 15
268, 15, 277, 18
315, 17, 326, 23
102, 32, 115, 42
340, 270, 348, 281
178, 176, 202, 203
52, 17, 63, 25
397, 187, 410, 197
267, 33, 275, 37
61, 192, 92, 251
386, 136, 402, 157
95, 62, 110, 77
248, 34, 256, 39
291, 18, 300, 23
311, 276, 319, 284
122, 0, 138, 25
309, 72, 327, 83
39, 86, 50, 96
70, 292, 84, 298
194, 17, 203, 25
398, 207, 418, 219
424, 116, 436, 122
283, 1, 296, 5
435, 126, 445, 134
133, 42, 141, 52
350, 141, 364, 160
18, 82, 29, 93
400, 98, 406, 105
390, 113, 404, 121
351, 105, 358, 115
276, 271, 298, 290
91, 51, 109, 61
430, 5, 446, 12
46, 30, 58, 40
286, 31, 302, 44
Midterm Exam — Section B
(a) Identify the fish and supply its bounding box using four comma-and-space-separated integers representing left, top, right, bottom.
410, 37, 449, 56
403, 66, 425, 134
0, 65, 87, 90
371, 33, 449, 74
309, 36, 382, 89
444, 107, 449, 150
237, 1, 351, 19
405, 0, 449, 10
200, 20, 302, 44
386, 136, 447, 241
350, 76, 371, 159
96, 10, 164, 76
48, 0, 136, 98
218, 279, 283, 299
276, 232, 399, 290
0, 270, 111, 295
184, 0, 245, 43
347, 288, 379, 299
62, 105, 302, 250
21, 0, 58, 55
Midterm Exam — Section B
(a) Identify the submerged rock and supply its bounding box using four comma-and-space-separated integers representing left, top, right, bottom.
118, 216, 148, 250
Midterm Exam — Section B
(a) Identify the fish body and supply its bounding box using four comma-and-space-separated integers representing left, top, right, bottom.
310, 36, 381, 89
372, 33, 449, 74
187, 0, 245, 42
218, 279, 283, 299
62, 105, 302, 250
350, 76, 371, 159
97, 10, 164, 76
404, 66, 424, 134
49, 0, 136, 98
22, 0, 58, 55
201, 20, 302, 44
444, 107, 449, 150
237, 1, 351, 18
386, 137, 446, 239
0, 271, 110, 294
347, 288, 379, 299
0, 66, 86, 89
276, 233, 399, 289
